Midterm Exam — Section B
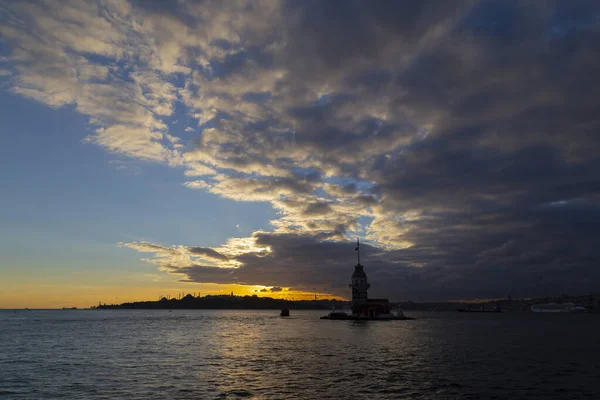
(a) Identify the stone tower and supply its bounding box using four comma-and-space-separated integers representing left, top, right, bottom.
350, 263, 370, 306
349, 239, 370, 307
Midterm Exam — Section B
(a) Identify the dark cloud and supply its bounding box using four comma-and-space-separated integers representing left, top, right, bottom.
282, 0, 469, 71
176, 1, 600, 299
187, 247, 230, 261
303, 202, 333, 216
181, 218, 600, 300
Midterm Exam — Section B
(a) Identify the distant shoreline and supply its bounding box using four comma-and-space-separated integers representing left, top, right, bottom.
93, 293, 599, 312
94, 294, 348, 310
5, 293, 598, 312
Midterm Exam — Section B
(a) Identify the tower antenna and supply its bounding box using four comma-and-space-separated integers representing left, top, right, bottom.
355, 238, 360, 265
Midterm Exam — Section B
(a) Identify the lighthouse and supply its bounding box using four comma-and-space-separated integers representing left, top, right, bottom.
320, 239, 409, 319
349, 239, 392, 318
350, 239, 370, 306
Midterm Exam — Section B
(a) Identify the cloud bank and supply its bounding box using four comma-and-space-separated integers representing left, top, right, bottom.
2, 0, 600, 299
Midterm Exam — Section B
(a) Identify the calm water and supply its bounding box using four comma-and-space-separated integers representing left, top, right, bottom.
1, 310, 599, 399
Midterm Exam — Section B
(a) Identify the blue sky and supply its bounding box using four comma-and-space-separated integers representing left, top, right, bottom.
1, 0, 600, 307
0, 88, 276, 306
1, 91, 275, 246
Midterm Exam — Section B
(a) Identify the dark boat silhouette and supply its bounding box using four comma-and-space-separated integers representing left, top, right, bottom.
458, 304, 502, 313
280, 308, 290, 317
320, 307, 351, 319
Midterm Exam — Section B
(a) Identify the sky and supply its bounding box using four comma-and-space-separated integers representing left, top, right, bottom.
1, 0, 600, 308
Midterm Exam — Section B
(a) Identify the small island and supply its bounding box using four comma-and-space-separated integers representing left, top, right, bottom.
320, 239, 413, 320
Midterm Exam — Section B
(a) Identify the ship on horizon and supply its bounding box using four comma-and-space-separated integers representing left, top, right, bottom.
531, 303, 587, 313
458, 303, 502, 313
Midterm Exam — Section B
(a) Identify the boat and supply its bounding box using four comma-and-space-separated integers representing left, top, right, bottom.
320, 307, 350, 320
531, 303, 587, 313
458, 304, 502, 313
280, 308, 290, 317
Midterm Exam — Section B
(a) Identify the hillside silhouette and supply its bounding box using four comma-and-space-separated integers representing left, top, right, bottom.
95, 294, 347, 310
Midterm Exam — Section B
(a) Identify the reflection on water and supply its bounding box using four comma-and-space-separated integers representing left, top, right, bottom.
1, 310, 599, 399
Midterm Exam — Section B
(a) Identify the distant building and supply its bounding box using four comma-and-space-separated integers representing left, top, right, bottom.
349, 240, 392, 318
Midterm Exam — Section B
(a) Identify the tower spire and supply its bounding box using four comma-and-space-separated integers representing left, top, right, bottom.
355, 238, 360, 265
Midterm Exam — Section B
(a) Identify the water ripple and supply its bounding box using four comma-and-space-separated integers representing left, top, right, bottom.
1, 310, 599, 399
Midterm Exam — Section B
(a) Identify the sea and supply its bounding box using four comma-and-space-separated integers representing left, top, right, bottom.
1, 309, 599, 399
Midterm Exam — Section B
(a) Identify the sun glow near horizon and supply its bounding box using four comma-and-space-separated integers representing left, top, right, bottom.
0, 281, 345, 309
